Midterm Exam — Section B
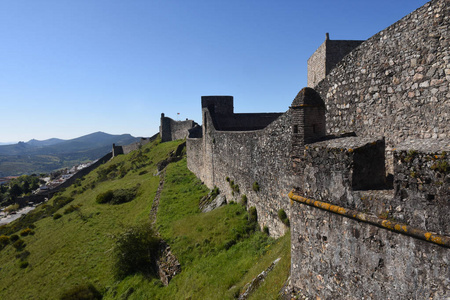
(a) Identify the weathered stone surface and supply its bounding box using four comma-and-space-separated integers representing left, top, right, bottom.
290, 201, 450, 300
187, 97, 294, 238
314, 0, 449, 150
184, 0, 450, 298
160, 113, 197, 142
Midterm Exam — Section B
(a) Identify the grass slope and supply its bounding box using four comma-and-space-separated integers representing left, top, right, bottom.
0, 138, 290, 300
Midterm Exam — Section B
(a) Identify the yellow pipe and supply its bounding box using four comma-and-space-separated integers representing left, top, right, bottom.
288, 190, 450, 248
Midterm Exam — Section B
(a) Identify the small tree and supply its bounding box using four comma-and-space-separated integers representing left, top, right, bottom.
113, 224, 160, 279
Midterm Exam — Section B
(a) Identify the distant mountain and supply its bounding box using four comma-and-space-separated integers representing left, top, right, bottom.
26, 138, 65, 147
0, 132, 144, 176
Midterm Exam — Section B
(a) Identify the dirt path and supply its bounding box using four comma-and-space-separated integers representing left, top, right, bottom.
149, 168, 181, 285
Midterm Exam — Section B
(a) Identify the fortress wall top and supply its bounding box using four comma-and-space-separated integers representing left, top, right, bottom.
187, 102, 295, 237
160, 114, 197, 142
314, 0, 449, 148
307, 33, 363, 88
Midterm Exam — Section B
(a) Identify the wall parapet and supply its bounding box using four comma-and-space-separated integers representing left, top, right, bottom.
289, 190, 450, 248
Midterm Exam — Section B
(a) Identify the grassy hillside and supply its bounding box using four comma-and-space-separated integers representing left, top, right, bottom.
0, 138, 290, 300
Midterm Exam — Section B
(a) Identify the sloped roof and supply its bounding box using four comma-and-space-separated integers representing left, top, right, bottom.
291, 87, 325, 108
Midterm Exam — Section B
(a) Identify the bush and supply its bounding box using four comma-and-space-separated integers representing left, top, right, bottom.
248, 206, 258, 224
252, 182, 260, 192
5, 203, 19, 213
60, 283, 102, 300
278, 209, 290, 227
96, 190, 114, 204
52, 196, 74, 211
96, 186, 139, 205
19, 228, 34, 236
110, 187, 138, 205
18, 261, 29, 269
10, 234, 19, 242
229, 180, 240, 194
0, 235, 10, 249
64, 204, 82, 215
211, 186, 220, 200
113, 224, 160, 279
12, 239, 26, 251
263, 226, 269, 235
53, 213, 62, 220
240, 195, 248, 206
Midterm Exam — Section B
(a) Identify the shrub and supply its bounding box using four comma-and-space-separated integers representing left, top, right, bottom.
210, 186, 220, 200
263, 226, 269, 235
5, 203, 19, 213
228, 180, 240, 194
52, 196, 74, 210
0, 235, 10, 249
240, 195, 248, 206
12, 239, 26, 251
113, 224, 160, 279
10, 234, 19, 242
64, 204, 81, 215
18, 261, 29, 269
53, 213, 62, 220
96, 190, 114, 204
431, 160, 449, 173
248, 206, 258, 224
110, 187, 138, 205
252, 181, 260, 192
19, 228, 34, 236
278, 209, 290, 227
96, 186, 139, 205
60, 283, 102, 300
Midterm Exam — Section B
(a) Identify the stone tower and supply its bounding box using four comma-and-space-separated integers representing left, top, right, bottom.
307, 33, 364, 87
290, 87, 326, 174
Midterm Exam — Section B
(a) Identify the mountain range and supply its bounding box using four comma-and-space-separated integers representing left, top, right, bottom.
0, 132, 142, 177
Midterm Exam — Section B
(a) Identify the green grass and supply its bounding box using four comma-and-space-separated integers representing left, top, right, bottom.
0, 137, 290, 300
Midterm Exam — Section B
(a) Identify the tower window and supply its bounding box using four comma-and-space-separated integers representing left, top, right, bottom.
293, 125, 298, 134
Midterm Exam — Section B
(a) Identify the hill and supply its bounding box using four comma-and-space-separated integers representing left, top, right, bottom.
0, 137, 290, 299
0, 132, 141, 176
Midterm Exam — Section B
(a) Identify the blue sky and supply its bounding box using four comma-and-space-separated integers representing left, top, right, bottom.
0, 0, 427, 142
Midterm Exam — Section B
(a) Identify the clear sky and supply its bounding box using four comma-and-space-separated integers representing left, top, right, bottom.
0, 0, 427, 142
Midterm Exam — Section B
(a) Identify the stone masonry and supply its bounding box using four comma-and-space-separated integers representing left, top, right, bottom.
185, 0, 449, 298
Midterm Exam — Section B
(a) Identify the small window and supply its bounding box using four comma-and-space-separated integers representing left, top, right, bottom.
293, 125, 298, 134
313, 124, 317, 133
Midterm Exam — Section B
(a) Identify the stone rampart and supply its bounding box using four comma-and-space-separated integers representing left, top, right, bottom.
160, 114, 197, 142
185, 0, 450, 297
187, 98, 294, 237
314, 0, 449, 148
112, 134, 158, 157
290, 199, 449, 299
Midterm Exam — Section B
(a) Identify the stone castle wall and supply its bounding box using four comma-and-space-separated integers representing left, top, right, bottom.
187, 99, 294, 237
290, 200, 449, 299
307, 34, 363, 88
112, 134, 158, 157
160, 114, 197, 142
315, 0, 449, 147
185, 0, 449, 298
